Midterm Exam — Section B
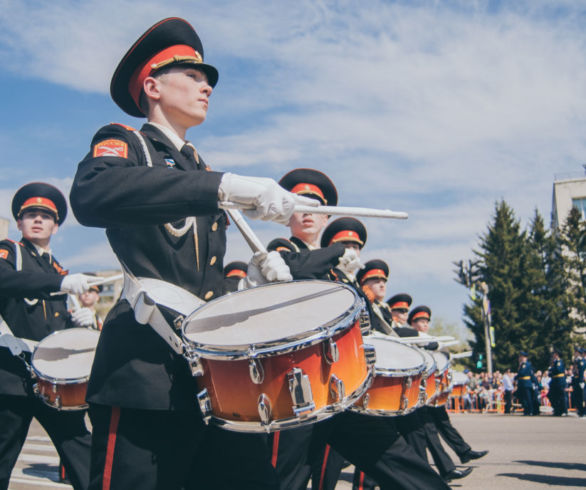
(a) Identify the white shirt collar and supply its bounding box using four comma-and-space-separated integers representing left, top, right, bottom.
146, 122, 186, 151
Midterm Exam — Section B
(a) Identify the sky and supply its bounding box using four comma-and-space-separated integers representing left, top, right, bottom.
1, 0, 586, 337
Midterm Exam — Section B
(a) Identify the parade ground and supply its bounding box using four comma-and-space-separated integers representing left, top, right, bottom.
9, 412, 586, 489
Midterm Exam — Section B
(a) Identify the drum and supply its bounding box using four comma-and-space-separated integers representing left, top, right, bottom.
430, 351, 451, 406
182, 280, 375, 433
31, 328, 100, 410
419, 349, 438, 405
351, 336, 426, 416
450, 370, 468, 398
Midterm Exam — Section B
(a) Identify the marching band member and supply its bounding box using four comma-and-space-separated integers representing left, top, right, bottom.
222, 260, 248, 294
0, 183, 93, 490
78, 273, 104, 330
70, 17, 312, 490
268, 171, 449, 490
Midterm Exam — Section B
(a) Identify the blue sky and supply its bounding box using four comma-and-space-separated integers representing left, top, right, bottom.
1, 0, 586, 336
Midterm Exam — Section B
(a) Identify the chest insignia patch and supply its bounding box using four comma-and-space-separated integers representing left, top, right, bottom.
164, 158, 176, 167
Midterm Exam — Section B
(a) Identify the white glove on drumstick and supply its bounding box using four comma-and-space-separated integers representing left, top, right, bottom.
239, 251, 293, 289
71, 307, 95, 328
337, 248, 364, 277
60, 273, 94, 295
218, 173, 318, 225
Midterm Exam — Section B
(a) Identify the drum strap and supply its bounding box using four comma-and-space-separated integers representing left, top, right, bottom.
119, 264, 202, 356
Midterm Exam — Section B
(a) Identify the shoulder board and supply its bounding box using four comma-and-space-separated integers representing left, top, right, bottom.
110, 122, 136, 131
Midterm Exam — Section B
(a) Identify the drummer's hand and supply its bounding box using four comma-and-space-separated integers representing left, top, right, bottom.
239, 251, 292, 289
60, 273, 94, 295
337, 248, 363, 276
71, 308, 95, 328
218, 173, 318, 225
0, 333, 29, 356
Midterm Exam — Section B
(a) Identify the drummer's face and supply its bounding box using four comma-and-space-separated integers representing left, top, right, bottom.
288, 211, 328, 238
365, 278, 386, 301
412, 318, 429, 333
391, 308, 408, 325
17, 210, 58, 247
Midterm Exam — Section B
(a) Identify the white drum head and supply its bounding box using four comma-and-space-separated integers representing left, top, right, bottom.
32, 328, 100, 381
420, 349, 436, 376
365, 337, 425, 375
431, 351, 449, 373
183, 281, 359, 353
452, 370, 468, 386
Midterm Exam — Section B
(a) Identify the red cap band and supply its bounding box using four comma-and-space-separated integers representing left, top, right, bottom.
290, 183, 326, 203
226, 269, 247, 278
390, 301, 410, 309
129, 44, 202, 110
360, 268, 387, 284
330, 230, 363, 246
19, 197, 58, 219
412, 311, 430, 321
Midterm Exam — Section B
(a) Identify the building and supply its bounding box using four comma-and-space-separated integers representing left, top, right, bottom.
552, 168, 586, 228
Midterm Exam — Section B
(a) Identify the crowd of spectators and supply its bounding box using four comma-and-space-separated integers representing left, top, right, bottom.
448, 368, 579, 414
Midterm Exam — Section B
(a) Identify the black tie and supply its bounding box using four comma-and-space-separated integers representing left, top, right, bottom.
180, 143, 200, 169
41, 252, 52, 266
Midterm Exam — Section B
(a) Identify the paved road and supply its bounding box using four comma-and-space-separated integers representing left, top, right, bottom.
9, 412, 586, 489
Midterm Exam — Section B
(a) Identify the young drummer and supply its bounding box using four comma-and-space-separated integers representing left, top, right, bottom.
70, 17, 313, 490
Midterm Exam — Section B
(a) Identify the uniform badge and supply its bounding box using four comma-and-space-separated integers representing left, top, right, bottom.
164, 158, 176, 167
93, 139, 128, 158
0, 249, 8, 259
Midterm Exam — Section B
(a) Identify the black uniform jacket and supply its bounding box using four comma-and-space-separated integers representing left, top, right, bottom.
70, 123, 226, 411
0, 238, 71, 396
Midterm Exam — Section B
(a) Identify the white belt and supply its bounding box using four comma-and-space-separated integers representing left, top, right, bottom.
120, 269, 204, 356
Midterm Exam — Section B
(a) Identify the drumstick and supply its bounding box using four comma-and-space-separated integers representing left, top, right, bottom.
219, 201, 408, 220
450, 351, 473, 359
224, 208, 268, 254
50, 274, 124, 296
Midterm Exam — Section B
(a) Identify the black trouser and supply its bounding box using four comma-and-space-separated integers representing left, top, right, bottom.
518, 386, 534, 415
89, 404, 208, 490
572, 382, 585, 416
428, 405, 471, 459
273, 411, 449, 490
548, 381, 567, 416
504, 390, 513, 414
0, 394, 91, 490
195, 427, 278, 490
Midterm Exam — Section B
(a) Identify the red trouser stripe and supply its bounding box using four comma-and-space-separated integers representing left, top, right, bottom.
102, 406, 121, 490
318, 444, 331, 490
271, 431, 281, 468
359, 471, 365, 490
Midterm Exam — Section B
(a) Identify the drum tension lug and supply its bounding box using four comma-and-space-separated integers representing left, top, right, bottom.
362, 344, 376, 369
55, 395, 62, 410
197, 389, 213, 424
288, 368, 315, 416
249, 358, 264, 384
324, 338, 339, 364
184, 349, 205, 377
257, 393, 272, 427
173, 315, 185, 332
329, 374, 345, 403
362, 393, 370, 409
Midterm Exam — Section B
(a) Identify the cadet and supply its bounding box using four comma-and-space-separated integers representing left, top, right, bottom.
356, 259, 394, 333
222, 260, 248, 294
515, 352, 536, 416
572, 347, 586, 417
70, 17, 311, 490
547, 348, 567, 416
0, 183, 94, 490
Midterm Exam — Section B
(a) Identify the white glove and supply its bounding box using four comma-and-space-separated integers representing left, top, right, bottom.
239, 251, 292, 289
336, 248, 363, 277
71, 308, 96, 328
0, 333, 30, 356
60, 273, 94, 295
218, 173, 318, 225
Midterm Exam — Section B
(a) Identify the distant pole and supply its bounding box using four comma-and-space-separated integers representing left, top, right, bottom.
479, 281, 493, 376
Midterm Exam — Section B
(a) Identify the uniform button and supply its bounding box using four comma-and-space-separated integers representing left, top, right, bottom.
211, 222, 218, 232
204, 291, 214, 300
55, 312, 60, 317
210, 256, 217, 266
